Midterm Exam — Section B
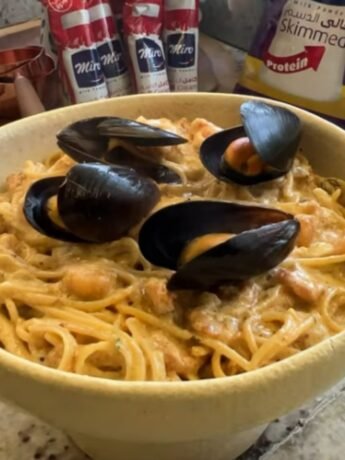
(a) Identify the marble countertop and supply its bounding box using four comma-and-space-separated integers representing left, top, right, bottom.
0, 10, 345, 459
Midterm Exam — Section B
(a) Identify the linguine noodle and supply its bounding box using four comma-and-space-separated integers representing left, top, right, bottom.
0, 116, 345, 381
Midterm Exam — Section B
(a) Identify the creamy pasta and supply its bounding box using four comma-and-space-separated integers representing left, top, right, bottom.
0, 116, 344, 381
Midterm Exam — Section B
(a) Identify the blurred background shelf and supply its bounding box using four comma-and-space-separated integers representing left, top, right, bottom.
0, 19, 40, 48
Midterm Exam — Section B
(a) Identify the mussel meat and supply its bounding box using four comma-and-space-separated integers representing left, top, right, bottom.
139, 201, 300, 291
24, 163, 160, 243
200, 101, 302, 185
56, 117, 186, 184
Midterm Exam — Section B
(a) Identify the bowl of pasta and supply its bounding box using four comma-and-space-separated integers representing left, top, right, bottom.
0, 93, 345, 460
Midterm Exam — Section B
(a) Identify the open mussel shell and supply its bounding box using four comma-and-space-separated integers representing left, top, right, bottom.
200, 101, 302, 185
57, 117, 184, 184
56, 117, 110, 163
58, 163, 160, 242
241, 101, 302, 171
23, 176, 83, 242
97, 117, 188, 146
139, 201, 300, 291
104, 147, 181, 184
57, 116, 187, 151
24, 163, 160, 243
200, 126, 284, 186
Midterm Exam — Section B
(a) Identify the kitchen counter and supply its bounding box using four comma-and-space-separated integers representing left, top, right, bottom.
0, 17, 345, 459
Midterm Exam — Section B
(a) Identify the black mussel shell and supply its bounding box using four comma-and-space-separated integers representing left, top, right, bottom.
23, 177, 84, 242
97, 117, 187, 146
169, 220, 298, 291
200, 126, 284, 186
57, 117, 184, 184
105, 147, 182, 184
139, 201, 300, 291
200, 101, 302, 186
241, 101, 302, 171
24, 163, 160, 243
58, 163, 160, 243
57, 117, 110, 163
57, 116, 187, 155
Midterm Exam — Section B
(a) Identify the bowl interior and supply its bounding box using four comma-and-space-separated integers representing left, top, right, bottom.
0, 93, 345, 444
1, 93, 344, 181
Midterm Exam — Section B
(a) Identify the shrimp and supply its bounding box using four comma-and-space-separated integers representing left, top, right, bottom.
295, 214, 315, 247
63, 264, 115, 300
144, 278, 175, 315
189, 118, 220, 148
189, 307, 239, 343
274, 267, 324, 303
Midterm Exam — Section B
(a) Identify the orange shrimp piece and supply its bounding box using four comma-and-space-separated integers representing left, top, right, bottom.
295, 214, 315, 247
275, 267, 323, 303
63, 264, 114, 300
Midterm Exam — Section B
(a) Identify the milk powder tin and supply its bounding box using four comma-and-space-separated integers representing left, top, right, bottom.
236, 0, 345, 127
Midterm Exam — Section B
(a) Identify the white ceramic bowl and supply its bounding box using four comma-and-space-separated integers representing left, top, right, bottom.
0, 93, 345, 460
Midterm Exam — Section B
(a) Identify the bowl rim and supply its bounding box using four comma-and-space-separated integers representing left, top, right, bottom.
1, 91, 345, 397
